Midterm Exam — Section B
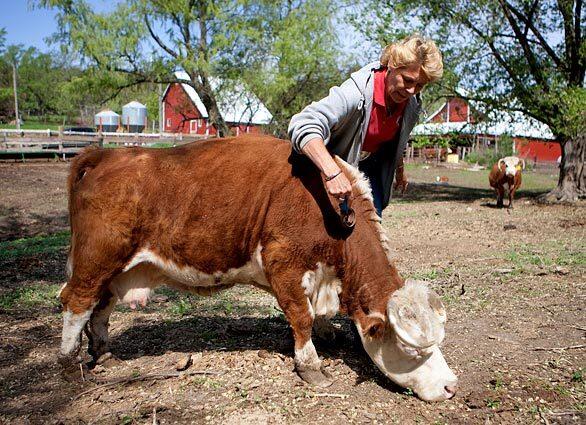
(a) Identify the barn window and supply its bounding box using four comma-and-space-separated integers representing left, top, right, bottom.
166, 118, 172, 128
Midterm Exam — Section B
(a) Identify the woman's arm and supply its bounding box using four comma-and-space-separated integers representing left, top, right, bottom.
301, 138, 353, 199
288, 78, 361, 154
393, 156, 408, 194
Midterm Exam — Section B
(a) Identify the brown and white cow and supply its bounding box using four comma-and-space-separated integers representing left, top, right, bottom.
60, 135, 458, 401
489, 156, 524, 209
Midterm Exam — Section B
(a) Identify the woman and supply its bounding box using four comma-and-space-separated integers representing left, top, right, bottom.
288, 34, 443, 216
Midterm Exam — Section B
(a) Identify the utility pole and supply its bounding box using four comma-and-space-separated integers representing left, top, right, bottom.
12, 61, 19, 130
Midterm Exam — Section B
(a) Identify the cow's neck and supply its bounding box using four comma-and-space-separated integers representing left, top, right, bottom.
338, 227, 403, 319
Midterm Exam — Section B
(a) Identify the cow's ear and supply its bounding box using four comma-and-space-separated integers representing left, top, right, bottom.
357, 313, 386, 340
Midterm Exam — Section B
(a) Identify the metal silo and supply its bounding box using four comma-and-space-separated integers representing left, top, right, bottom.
122, 101, 147, 133
94, 110, 120, 132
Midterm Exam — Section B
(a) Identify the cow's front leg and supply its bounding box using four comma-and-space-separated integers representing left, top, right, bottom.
508, 189, 515, 209
268, 267, 333, 388
84, 289, 118, 363
496, 187, 504, 208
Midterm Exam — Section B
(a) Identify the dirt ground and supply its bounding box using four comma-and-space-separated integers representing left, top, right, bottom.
0, 160, 584, 424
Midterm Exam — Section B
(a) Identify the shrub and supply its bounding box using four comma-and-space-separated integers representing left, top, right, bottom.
465, 149, 500, 166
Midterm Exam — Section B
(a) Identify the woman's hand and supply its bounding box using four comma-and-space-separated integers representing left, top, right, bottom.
394, 171, 408, 194
301, 137, 353, 200
394, 158, 408, 195
325, 172, 353, 200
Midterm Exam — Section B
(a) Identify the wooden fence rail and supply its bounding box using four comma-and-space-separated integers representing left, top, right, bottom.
0, 129, 208, 160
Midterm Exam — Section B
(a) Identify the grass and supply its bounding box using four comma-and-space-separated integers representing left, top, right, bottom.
153, 285, 281, 319
404, 164, 558, 193
571, 369, 584, 383
505, 241, 586, 271
409, 269, 439, 281
0, 283, 61, 310
485, 398, 501, 409
148, 142, 175, 148
0, 231, 70, 260
0, 123, 61, 131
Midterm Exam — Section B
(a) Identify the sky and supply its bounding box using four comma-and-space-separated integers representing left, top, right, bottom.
1, 1, 370, 60
1, 1, 115, 51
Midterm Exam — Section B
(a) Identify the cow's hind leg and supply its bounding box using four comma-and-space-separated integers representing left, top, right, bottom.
59, 227, 132, 372
266, 263, 333, 388
84, 289, 118, 363
58, 282, 99, 370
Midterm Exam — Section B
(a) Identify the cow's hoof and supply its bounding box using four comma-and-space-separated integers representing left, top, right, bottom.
297, 365, 334, 388
60, 360, 89, 382
93, 351, 121, 368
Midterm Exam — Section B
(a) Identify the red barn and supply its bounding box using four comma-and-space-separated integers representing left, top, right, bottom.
414, 96, 560, 164
162, 71, 272, 135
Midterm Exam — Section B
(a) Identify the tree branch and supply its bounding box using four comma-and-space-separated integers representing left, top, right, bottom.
144, 15, 178, 59
498, 0, 548, 90
502, 0, 562, 68
198, 4, 209, 63
450, 9, 526, 91
573, 0, 584, 83
100, 77, 148, 103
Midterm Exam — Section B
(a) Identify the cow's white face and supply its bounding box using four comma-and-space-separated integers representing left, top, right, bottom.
357, 280, 458, 402
501, 156, 523, 177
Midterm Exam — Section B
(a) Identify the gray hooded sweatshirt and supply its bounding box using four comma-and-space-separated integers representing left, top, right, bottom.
287, 61, 421, 209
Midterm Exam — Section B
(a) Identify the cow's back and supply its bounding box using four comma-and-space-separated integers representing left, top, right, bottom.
70, 136, 329, 275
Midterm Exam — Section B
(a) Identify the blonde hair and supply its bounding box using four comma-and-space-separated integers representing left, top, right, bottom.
380, 34, 443, 82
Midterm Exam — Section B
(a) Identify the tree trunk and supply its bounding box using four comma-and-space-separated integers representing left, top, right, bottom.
539, 134, 586, 203
12, 63, 20, 131
197, 85, 231, 138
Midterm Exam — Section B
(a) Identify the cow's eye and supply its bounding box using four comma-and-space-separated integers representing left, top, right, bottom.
398, 341, 420, 358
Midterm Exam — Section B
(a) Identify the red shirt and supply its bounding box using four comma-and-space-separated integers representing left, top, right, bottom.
362, 69, 407, 153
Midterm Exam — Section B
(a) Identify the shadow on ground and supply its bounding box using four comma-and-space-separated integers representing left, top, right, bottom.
0, 311, 404, 419
0, 206, 69, 242
110, 314, 403, 392
397, 182, 548, 204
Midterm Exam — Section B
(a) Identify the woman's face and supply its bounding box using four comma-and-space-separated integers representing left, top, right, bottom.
385, 63, 429, 105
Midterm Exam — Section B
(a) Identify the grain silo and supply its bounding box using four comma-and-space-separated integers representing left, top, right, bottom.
122, 101, 147, 133
94, 110, 120, 132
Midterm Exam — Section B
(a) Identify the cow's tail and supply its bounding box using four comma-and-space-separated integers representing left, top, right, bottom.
65, 146, 108, 288
68, 146, 107, 195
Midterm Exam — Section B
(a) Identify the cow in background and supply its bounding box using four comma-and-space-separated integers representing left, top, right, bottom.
60, 136, 458, 401
489, 156, 524, 209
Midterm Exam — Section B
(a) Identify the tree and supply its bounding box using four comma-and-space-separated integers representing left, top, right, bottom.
17, 48, 71, 117
224, 0, 352, 136
4, 45, 24, 129
39, 0, 344, 136
352, 0, 585, 202
0, 28, 12, 122
0, 27, 5, 53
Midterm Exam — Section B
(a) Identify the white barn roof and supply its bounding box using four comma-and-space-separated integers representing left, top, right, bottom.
172, 71, 272, 125
414, 97, 555, 140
